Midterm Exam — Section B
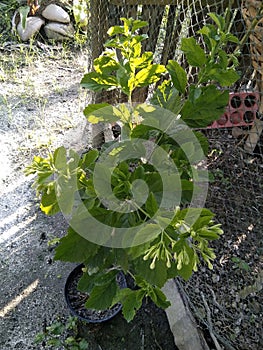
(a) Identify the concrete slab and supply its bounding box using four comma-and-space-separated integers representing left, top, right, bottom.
163, 279, 210, 350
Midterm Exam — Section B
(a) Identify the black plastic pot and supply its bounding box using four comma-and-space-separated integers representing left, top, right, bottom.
64, 264, 127, 323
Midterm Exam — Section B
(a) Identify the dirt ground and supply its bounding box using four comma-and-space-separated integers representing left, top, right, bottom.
0, 44, 89, 349
0, 43, 262, 350
183, 129, 263, 350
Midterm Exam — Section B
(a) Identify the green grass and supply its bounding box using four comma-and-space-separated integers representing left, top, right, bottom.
0, 0, 20, 44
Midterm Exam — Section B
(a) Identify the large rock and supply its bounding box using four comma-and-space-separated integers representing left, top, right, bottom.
44, 22, 75, 40
42, 4, 70, 23
17, 16, 45, 41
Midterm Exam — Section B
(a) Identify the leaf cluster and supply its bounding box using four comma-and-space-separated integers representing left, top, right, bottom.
81, 17, 166, 101
82, 14, 240, 128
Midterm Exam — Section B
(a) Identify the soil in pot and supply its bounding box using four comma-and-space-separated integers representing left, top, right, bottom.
65, 264, 127, 323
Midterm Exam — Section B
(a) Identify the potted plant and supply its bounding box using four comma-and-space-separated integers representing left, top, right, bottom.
25, 15, 239, 322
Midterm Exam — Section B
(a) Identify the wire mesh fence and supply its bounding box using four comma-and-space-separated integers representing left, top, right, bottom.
87, 1, 262, 349
89, 1, 248, 77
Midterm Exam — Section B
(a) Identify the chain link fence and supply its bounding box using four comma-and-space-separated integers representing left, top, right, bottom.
87, 1, 262, 349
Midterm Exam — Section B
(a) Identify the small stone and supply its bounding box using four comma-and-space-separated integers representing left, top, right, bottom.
212, 274, 220, 283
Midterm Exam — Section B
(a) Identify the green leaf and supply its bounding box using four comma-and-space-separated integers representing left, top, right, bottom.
149, 286, 171, 309
181, 86, 229, 127
217, 49, 228, 68
47, 339, 61, 347
134, 258, 167, 287
85, 278, 117, 310
181, 180, 194, 204
65, 336, 77, 345
83, 103, 110, 117
128, 240, 151, 260
18, 6, 30, 30
130, 51, 153, 71
173, 241, 195, 280
34, 333, 45, 344
53, 146, 67, 170
115, 288, 145, 322
81, 149, 99, 170
181, 38, 206, 67
130, 39, 142, 58
134, 64, 166, 88
203, 68, 240, 86
208, 12, 225, 31
94, 270, 118, 286
131, 20, 148, 32
145, 192, 159, 217
167, 60, 187, 94
47, 321, 65, 335
94, 55, 120, 75
40, 189, 60, 215
132, 224, 162, 246
79, 339, 89, 350
54, 227, 99, 263
116, 66, 131, 95
52, 149, 80, 215
107, 25, 125, 36
193, 131, 209, 155
84, 104, 121, 124
115, 249, 129, 272
173, 208, 214, 229
191, 208, 215, 228
151, 81, 182, 115
197, 228, 220, 240
77, 271, 95, 293
225, 33, 239, 44
131, 165, 145, 181
80, 72, 118, 91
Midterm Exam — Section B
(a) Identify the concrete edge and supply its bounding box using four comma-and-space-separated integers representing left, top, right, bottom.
162, 279, 210, 350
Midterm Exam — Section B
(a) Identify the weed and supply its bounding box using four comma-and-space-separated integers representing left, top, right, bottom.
211, 168, 232, 188
231, 256, 250, 272
35, 316, 89, 349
